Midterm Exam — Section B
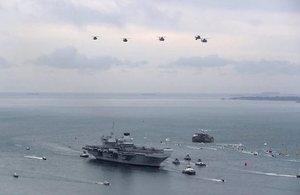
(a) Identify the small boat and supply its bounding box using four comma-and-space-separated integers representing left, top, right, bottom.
42, 157, 47, 160
13, 173, 19, 178
253, 151, 258, 156
184, 154, 191, 161
172, 158, 180, 165
195, 159, 206, 167
182, 165, 196, 175
80, 151, 89, 158
297, 174, 300, 178
103, 181, 110, 186
26, 146, 30, 150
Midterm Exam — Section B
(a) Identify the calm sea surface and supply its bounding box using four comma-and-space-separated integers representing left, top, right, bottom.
0, 93, 299, 195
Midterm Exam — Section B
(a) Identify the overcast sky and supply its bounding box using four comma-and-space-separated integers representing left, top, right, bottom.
0, 0, 300, 93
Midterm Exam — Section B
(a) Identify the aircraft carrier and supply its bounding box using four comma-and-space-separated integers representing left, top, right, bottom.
83, 133, 173, 167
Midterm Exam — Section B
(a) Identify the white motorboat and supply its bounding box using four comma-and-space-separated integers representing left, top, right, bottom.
195, 159, 206, 167
182, 165, 196, 175
184, 154, 191, 161
172, 158, 180, 165
80, 151, 89, 158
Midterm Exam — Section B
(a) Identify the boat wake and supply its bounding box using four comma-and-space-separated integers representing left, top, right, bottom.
246, 170, 296, 178
163, 162, 223, 183
41, 142, 82, 155
202, 177, 224, 182
24, 155, 44, 160
186, 145, 217, 151
284, 159, 300, 163
241, 150, 255, 155
9, 170, 110, 186
186, 146, 201, 150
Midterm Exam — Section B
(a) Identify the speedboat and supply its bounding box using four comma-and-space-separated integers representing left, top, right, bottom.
42, 157, 47, 160
80, 151, 89, 158
195, 159, 206, 167
182, 165, 196, 175
297, 174, 300, 178
13, 173, 19, 178
172, 158, 180, 165
184, 154, 191, 161
103, 181, 110, 186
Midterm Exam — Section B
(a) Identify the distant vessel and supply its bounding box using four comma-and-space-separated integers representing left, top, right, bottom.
83, 133, 173, 167
172, 158, 180, 165
195, 159, 206, 167
184, 154, 191, 161
182, 165, 196, 175
80, 151, 89, 158
192, 133, 214, 143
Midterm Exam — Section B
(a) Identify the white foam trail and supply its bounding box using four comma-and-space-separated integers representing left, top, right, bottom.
186, 146, 200, 150
202, 177, 224, 182
285, 159, 300, 163
186, 145, 217, 151
163, 165, 225, 183
24, 155, 43, 160
39, 142, 81, 155
204, 147, 217, 151
241, 151, 254, 155
20, 173, 109, 186
262, 154, 275, 158
94, 181, 110, 185
247, 170, 296, 178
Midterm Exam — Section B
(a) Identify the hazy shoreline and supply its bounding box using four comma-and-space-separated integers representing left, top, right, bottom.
230, 96, 300, 103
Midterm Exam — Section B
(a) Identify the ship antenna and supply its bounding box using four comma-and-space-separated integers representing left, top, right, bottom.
110, 121, 115, 138
112, 121, 115, 130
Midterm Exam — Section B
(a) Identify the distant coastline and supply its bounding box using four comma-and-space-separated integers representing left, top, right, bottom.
229, 96, 300, 103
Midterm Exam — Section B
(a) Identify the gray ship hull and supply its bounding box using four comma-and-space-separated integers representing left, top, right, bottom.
83, 132, 172, 167
88, 150, 169, 167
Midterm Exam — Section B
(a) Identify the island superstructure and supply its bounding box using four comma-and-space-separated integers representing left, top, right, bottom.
83, 132, 173, 167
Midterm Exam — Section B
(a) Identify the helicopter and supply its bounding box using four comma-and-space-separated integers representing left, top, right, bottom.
158, 36, 165, 41
122, 38, 129, 42
195, 35, 208, 43
92, 36, 99, 40
195, 35, 201, 40
201, 38, 208, 43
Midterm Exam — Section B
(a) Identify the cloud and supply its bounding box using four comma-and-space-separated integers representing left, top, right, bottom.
235, 59, 300, 75
32, 0, 123, 26
168, 55, 233, 69
35, 46, 147, 70
0, 57, 9, 68
3, 0, 180, 29
156, 0, 300, 13
167, 55, 300, 75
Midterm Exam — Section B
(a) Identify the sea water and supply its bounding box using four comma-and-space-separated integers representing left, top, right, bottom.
0, 93, 299, 195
